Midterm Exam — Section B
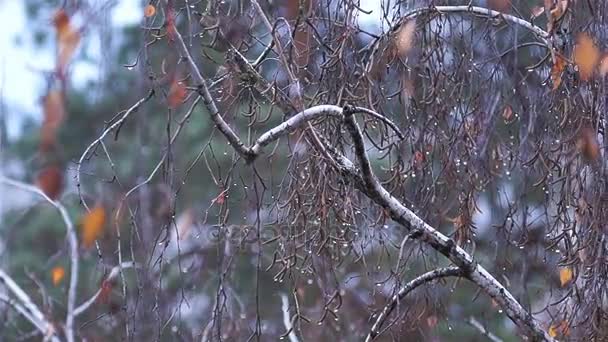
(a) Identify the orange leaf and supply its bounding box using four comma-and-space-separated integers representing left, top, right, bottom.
144, 4, 156, 17
559, 267, 573, 286
81, 205, 106, 249
573, 33, 600, 81
167, 80, 187, 108
551, 54, 567, 90
53, 10, 80, 71
36, 165, 64, 200
40, 90, 67, 150
51, 266, 65, 285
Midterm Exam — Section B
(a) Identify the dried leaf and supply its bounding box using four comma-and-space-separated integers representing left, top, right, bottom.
577, 128, 600, 161
573, 33, 600, 81
175, 208, 194, 240
413, 150, 425, 168
531, 6, 545, 18
36, 165, 64, 200
502, 105, 514, 122
53, 10, 80, 70
559, 267, 573, 286
97, 279, 113, 304
551, 54, 567, 90
549, 320, 570, 338
51, 266, 65, 286
81, 205, 106, 249
395, 20, 416, 57
489, 0, 511, 11
41, 90, 67, 151
167, 80, 187, 108
144, 4, 156, 17
599, 55, 608, 76
426, 315, 438, 328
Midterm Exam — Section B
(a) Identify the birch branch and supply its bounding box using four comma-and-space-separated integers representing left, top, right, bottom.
76, 90, 155, 211
365, 267, 462, 341
365, 5, 551, 73
0, 269, 60, 342
0, 176, 77, 342
341, 109, 553, 341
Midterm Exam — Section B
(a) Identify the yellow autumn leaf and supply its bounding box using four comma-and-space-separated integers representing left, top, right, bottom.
81, 205, 106, 249
549, 320, 570, 338
51, 266, 65, 285
559, 267, 573, 286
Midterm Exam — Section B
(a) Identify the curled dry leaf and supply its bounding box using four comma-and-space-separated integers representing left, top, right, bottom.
51, 266, 65, 286
573, 33, 600, 81
53, 10, 81, 71
548, 320, 570, 338
144, 4, 156, 17
531, 6, 545, 18
36, 164, 64, 200
81, 205, 106, 249
395, 20, 416, 57
577, 128, 600, 161
559, 266, 573, 286
550, 54, 567, 90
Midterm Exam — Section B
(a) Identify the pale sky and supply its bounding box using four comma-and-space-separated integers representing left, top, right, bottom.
0, 0, 141, 139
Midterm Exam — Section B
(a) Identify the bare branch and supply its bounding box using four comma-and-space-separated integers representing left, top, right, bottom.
76, 90, 155, 211
341, 109, 554, 341
0, 269, 60, 342
468, 316, 504, 342
73, 261, 136, 317
0, 176, 77, 342
365, 267, 463, 341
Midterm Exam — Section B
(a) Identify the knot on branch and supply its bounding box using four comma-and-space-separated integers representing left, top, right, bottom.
342, 104, 356, 118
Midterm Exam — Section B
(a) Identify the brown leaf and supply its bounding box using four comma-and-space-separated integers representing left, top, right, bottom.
81, 205, 106, 249
551, 54, 567, 90
488, 0, 511, 11
531, 6, 545, 18
502, 105, 514, 122
51, 266, 65, 286
36, 164, 64, 200
573, 33, 600, 81
413, 150, 425, 168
